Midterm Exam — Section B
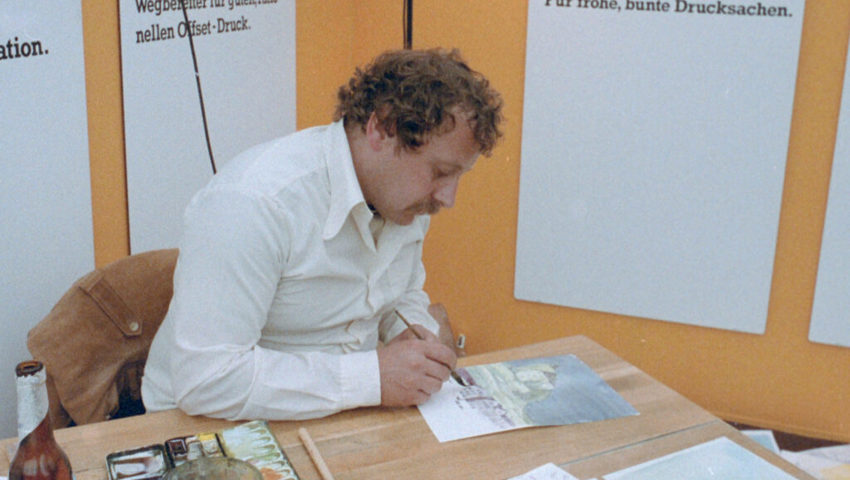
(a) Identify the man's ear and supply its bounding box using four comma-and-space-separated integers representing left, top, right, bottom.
365, 111, 393, 151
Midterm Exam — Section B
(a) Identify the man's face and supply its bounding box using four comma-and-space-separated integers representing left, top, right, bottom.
363, 116, 481, 225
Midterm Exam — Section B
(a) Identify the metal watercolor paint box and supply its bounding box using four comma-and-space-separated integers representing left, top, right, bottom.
106, 443, 171, 480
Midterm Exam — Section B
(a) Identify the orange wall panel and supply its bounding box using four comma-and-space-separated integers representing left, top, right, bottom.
298, 0, 404, 130
82, 0, 129, 266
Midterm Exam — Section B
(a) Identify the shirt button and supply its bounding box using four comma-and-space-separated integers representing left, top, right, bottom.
128, 321, 140, 332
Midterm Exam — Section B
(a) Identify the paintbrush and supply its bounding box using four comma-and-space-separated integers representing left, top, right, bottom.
394, 309, 468, 386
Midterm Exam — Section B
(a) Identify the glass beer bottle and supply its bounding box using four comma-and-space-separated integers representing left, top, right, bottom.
9, 361, 73, 480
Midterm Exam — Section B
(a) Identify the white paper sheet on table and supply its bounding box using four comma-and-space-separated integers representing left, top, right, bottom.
508, 463, 582, 480
781, 450, 850, 480
603, 437, 796, 480
418, 354, 638, 442
741, 429, 780, 453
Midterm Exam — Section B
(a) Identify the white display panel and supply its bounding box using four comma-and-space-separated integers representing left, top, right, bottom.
119, 0, 296, 252
516, 1, 804, 333
0, 1, 94, 437
809, 32, 850, 348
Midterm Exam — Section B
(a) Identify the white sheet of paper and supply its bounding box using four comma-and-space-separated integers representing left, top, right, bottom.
741, 429, 780, 453
0, 0, 95, 439
418, 380, 524, 443
119, 0, 296, 252
809, 28, 850, 348
800, 444, 850, 464
508, 463, 581, 480
780, 450, 846, 479
516, 0, 804, 334
418, 355, 637, 442
603, 437, 796, 480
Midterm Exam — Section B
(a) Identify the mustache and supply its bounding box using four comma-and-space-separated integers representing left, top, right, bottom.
409, 200, 441, 216
426, 201, 441, 215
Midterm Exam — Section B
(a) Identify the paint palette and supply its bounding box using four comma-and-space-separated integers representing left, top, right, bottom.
218, 420, 300, 480
106, 444, 170, 480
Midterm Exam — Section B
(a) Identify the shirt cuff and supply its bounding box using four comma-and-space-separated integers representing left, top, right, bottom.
339, 350, 381, 408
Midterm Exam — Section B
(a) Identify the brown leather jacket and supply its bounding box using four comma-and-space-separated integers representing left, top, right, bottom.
27, 249, 178, 428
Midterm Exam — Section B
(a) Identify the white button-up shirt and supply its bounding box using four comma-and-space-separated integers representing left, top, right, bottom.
141, 121, 439, 420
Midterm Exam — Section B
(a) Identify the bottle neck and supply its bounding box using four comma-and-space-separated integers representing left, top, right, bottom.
16, 367, 50, 443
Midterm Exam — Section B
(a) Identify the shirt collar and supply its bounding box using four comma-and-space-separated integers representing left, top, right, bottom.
323, 120, 373, 241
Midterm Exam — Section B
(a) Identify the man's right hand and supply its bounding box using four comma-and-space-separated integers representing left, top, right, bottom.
377, 330, 457, 407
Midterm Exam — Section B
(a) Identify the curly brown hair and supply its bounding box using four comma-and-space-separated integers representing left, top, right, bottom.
334, 48, 504, 156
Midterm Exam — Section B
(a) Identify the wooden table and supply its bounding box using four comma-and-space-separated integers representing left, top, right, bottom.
1, 335, 815, 479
